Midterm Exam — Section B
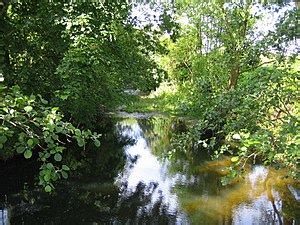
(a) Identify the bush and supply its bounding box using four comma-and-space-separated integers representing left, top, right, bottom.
0, 85, 101, 192
169, 66, 299, 180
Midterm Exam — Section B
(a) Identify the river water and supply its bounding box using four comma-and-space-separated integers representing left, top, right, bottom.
0, 116, 299, 224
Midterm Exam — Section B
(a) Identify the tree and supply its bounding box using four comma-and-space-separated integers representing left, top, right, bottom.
161, 1, 299, 179
0, 1, 169, 126
0, 1, 179, 190
172, 1, 297, 89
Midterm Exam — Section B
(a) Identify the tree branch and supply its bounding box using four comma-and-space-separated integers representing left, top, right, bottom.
241, 60, 276, 74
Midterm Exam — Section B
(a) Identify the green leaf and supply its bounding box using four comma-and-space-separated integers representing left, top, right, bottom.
27, 139, 34, 147
55, 146, 65, 153
94, 139, 101, 147
16, 146, 26, 153
230, 170, 237, 177
24, 106, 33, 112
50, 149, 56, 154
55, 126, 63, 133
3, 107, 8, 113
52, 134, 58, 140
77, 138, 84, 147
231, 156, 239, 163
33, 137, 40, 145
45, 136, 52, 143
52, 173, 59, 181
61, 171, 68, 179
24, 150, 33, 159
221, 177, 230, 186
54, 153, 62, 162
247, 140, 261, 145
44, 153, 51, 159
29, 94, 36, 101
62, 165, 70, 171
44, 174, 51, 182
75, 129, 81, 136
241, 146, 247, 151
51, 107, 59, 112
0, 135, 7, 144
46, 163, 54, 169
41, 99, 48, 104
60, 95, 69, 100
45, 185, 52, 192
18, 133, 26, 142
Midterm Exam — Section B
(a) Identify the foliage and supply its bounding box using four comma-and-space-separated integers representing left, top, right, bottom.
0, 1, 180, 192
122, 82, 182, 114
0, 85, 101, 191
3, 1, 68, 96
169, 65, 299, 180
164, 2, 298, 89
1, 1, 170, 126
55, 34, 163, 126
0, 0, 298, 194
156, 2, 299, 181
225, 67, 300, 178
54, 37, 123, 126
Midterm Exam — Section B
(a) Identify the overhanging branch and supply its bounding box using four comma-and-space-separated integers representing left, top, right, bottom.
241, 60, 276, 74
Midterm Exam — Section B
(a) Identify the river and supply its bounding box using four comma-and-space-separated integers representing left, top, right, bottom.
0, 116, 299, 224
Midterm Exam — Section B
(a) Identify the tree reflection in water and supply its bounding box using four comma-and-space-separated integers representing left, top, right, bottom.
1, 117, 299, 225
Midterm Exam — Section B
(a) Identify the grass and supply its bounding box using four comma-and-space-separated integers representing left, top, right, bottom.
122, 81, 184, 115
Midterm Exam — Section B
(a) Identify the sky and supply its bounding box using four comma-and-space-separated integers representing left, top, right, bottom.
131, 1, 298, 54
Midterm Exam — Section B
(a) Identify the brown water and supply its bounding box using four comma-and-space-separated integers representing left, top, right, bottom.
180, 159, 299, 224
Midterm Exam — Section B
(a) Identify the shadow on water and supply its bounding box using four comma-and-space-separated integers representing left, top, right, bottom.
0, 117, 189, 224
0, 116, 299, 224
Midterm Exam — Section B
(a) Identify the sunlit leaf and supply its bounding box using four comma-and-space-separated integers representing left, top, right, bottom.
232, 134, 241, 140
24, 150, 33, 159
27, 139, 34, 147
24, 106, 33, 112
45, 185, 52, 192
231, 156, 239, 163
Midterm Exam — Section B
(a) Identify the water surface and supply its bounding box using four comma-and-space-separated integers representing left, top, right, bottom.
0, 117, 299, 224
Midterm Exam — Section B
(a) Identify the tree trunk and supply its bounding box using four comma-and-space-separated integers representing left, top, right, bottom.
228, 65, 240, 90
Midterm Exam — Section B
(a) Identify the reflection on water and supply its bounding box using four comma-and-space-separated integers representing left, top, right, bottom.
115, 119, 189, 224
116, 118, 300, 225
0, 117, 299, 225
0, 209, 9, 225
180, 160, 300, 225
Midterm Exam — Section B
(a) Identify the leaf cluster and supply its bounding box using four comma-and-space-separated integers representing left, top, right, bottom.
0, 85, 101, 191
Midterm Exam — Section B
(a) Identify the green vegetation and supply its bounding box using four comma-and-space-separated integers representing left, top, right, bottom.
126, 1, 299, 181
0, 85, 101, 192
0, 0, 299, 192
0, 1, 175, 190
1, 1, 169, 126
